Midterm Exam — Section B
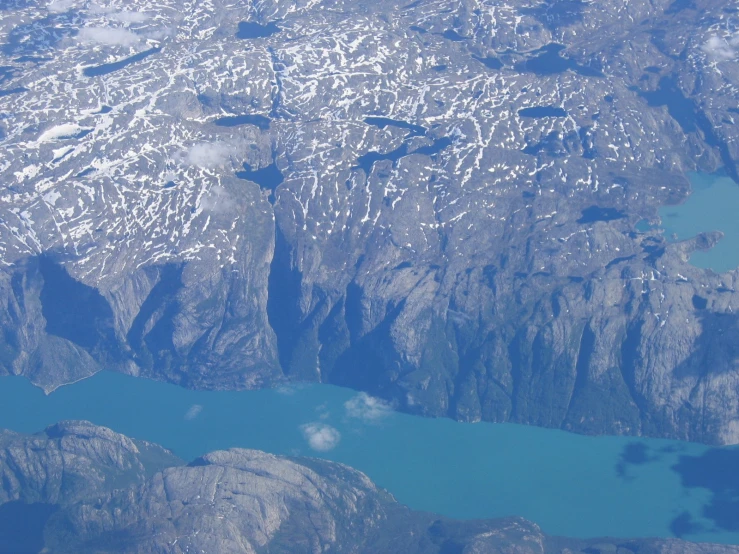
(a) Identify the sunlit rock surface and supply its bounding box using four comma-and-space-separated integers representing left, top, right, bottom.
1, 0, 739, 443
2, 421, 737, 553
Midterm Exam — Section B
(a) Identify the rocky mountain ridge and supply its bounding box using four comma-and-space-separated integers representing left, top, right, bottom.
0, 421, 736, 554
0, 0, 738, 443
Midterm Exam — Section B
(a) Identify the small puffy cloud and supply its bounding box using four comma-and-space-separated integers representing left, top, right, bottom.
300, 422, 341, 452
198, 185, 230, 213
702, 34, 739, 61
344, 392, 393, 423
48, 0, 77, 13
78, 26, 141, 47
184, 404, 203, 421
185, 142, 238, 169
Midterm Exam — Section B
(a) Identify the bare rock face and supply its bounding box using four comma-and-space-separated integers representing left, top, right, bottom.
0, 420, 181, 506
0, 422, 737, 554
49, 449, 390, 554
1, 0, 739, 444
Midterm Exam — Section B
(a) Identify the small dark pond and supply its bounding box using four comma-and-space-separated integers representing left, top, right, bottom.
83, 47, 161, 78
514, 43, 603, 77
518, 106, 568, 118
577, 205, 626, 224
214, 114, 271, 130
354, 136, 451, 174
365, 117, 426, 136
473, 55, 503, 70
236, 21, 280, 39
0, 87, 26, 97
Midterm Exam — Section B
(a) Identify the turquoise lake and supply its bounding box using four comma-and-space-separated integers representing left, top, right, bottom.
657, 172, 739, 272
1, 371, 739, 544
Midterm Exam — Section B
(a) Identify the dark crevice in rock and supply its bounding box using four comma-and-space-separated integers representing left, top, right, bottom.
565, 323, 596, 421
269, 48, 290, 120
126, 264, 184, 371
578, 125, 597, 159
619, 321, 647, 421
605, 255, 636, 269
329, 292, 406, 397
266, 225, 303, 376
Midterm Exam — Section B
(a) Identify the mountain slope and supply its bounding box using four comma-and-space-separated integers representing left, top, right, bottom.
0, 0, 738, 443
0, 421, 736, 553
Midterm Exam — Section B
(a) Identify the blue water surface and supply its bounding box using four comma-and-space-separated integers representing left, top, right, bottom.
1, 371, 738, 544
658, 172, 739, 273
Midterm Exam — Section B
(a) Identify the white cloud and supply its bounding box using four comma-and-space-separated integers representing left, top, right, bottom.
142, 26, 174, 41
344, 392, 393, 423
48, 0, 77, 13
185, 142, 238, 169
314, 402, 331, 421
184, 404, 203, 421
276, 384, 298, 395
300, 422, 341, 451
702, 34, 739, 61
109, 11, 150, 23
88, 3, 148, 21
198, 185, 231, 213
78, 27, 141, 47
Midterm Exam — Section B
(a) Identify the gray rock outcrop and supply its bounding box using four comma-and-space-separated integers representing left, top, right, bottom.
0, 0, 738, 444
0, 422, 736, 554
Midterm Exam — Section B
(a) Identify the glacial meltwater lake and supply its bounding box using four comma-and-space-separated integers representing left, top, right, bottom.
656, 172, 739, 273
2, 371, 739, 544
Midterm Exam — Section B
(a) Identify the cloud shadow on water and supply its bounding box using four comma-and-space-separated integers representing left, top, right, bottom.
670, 511, 706, 538
615, 441, 656, 480
672, 447, 739, 532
